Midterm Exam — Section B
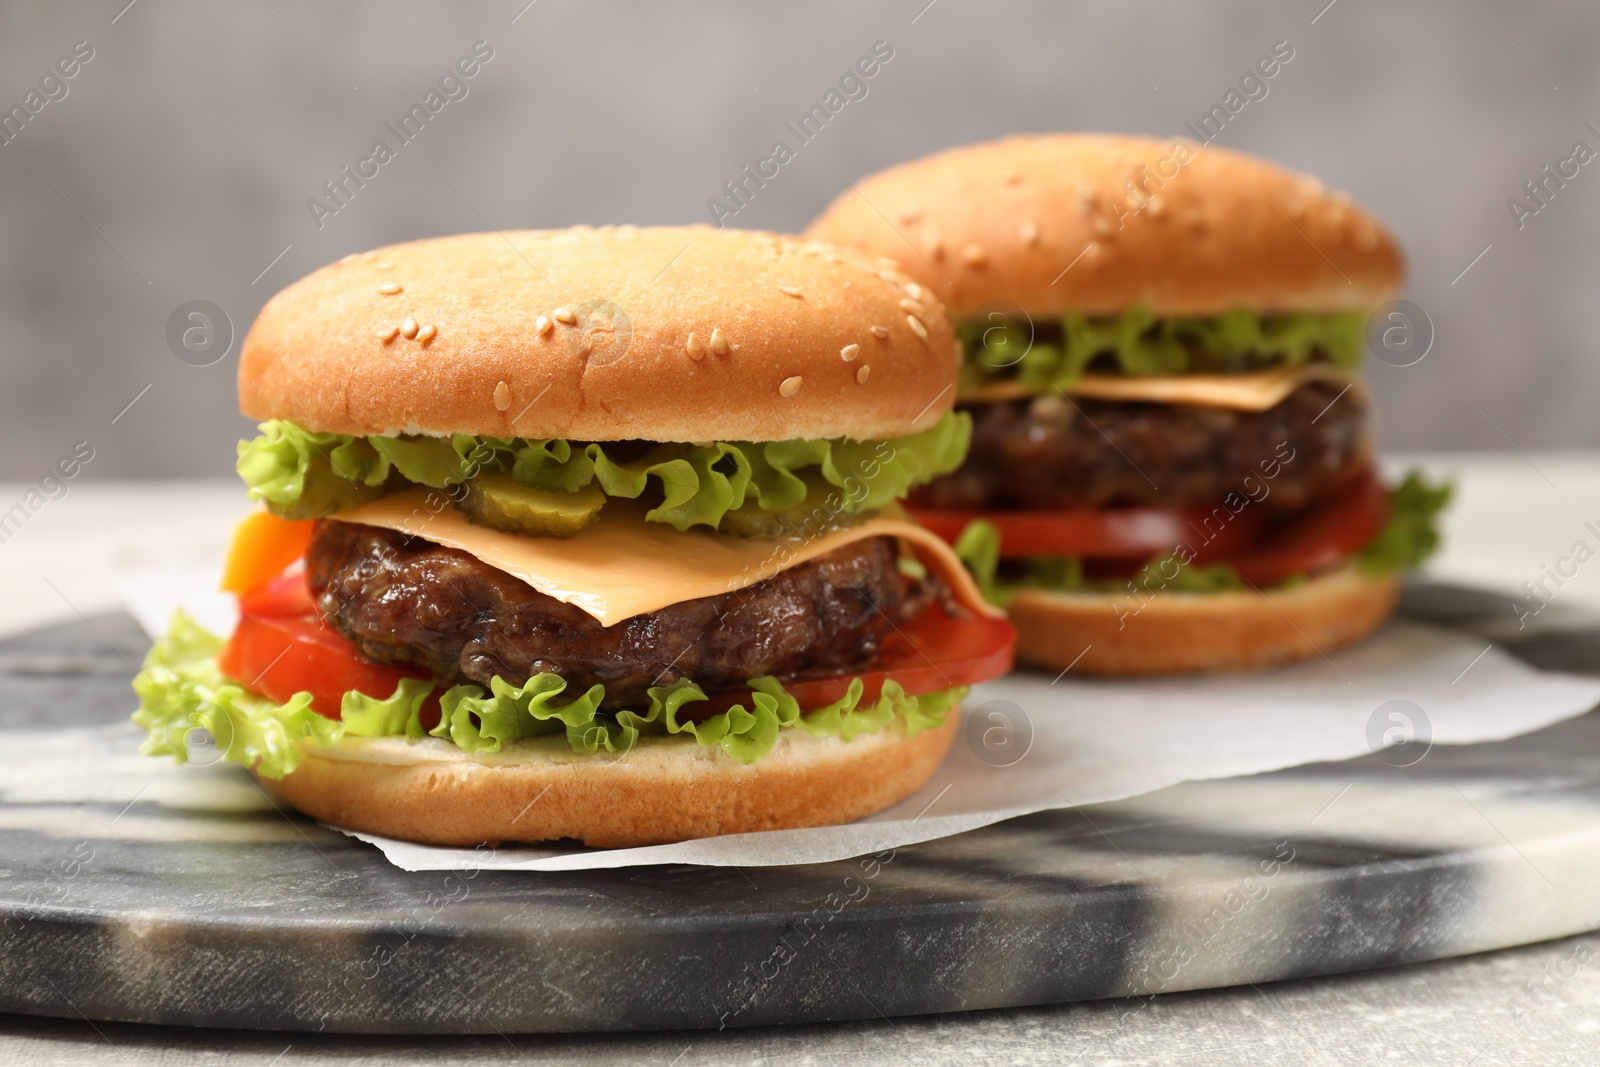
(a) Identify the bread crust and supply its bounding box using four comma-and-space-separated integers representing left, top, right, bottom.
255, 713, 960, 848
238, 226, 958, 443
804, 133, 1403, 318
1006, 564, 1401, 676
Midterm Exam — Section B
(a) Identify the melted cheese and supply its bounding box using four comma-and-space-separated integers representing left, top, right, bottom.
334, 488, 999, 627
964, 363, 1356, 411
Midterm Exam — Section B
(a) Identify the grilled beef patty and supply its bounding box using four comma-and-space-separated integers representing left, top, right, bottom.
307, 521, 905, 707
913, 379, 1367, 514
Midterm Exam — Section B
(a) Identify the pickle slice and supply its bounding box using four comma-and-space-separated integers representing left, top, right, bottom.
455, 472, 605, 538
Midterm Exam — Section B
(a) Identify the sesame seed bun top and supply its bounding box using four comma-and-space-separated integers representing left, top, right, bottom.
237, 226, 959, 443
803, 133, 1404, 320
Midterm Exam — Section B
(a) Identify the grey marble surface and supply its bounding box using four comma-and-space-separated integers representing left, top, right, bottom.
3, 929, 1598, 1066
4, 585, 1600, 1045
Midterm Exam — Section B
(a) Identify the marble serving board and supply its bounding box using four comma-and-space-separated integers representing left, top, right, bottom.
2, 585, 1599, 1035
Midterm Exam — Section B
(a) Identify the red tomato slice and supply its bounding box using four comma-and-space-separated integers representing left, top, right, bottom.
218, 611, 437, 723
912, 468, 1390, 586
221, 577, 1017, 725
688, 606, 1017, 719
236, 570, 318, 618
1219, 472, 1390, 587
911, 503, 1265, 561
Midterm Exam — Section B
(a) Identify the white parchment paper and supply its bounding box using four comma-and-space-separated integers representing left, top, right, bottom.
120, 568, 1600, 872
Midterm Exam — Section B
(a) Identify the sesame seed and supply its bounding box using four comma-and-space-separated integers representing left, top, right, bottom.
377, 261, 393, 269
876, 257, 900, 270
686, 332, 705, 360
902, 282, 923, 300
779, 375, 803, 398
710, 328, 729, 356
899, 298, 927, 317
376, 325, 399, 342
840, 343, 861, 362
401, 317, 419, 339
905, 315, 928, 341
870, 325, 890, 339
378, 283, 402, 296
1090, 215, 1114, 237
778, 285, 803, 298
493, 382, 511, 411
856, 364, 871, 384
553, 307, 576, 325
962, 243, 988, 266
1020, 221, 1039, 245
536, 315, 553, 337
878, 270, 900, 284
416, 324, 437, 344
1146, 197, 1167, 219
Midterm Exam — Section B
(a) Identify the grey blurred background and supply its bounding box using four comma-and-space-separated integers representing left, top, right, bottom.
1, 0, 1595, 480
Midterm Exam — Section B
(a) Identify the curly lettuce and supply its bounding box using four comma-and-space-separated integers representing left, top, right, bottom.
959, 307, 1366, 393
1355, 471, 1453, 575
952, 471, 1451, 604
237, 411, 970, 532
133, 611, 965, 780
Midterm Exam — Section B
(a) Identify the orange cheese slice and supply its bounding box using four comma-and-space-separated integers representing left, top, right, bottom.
963, 363, 1358, 411
334, 488, 999, 627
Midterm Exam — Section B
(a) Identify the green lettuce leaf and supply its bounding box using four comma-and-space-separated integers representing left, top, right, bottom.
953, 519, 1003, 604
132, 611, 344, 778
959, 307, 1366, 392
1356, 471, 1453, 575
236, 411, 970, 532
133, 612, 966, 779
233, 422, 395, 519
1129, 554, 1247, 593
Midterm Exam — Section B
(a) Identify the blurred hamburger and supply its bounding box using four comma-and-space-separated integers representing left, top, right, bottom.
133, 225, 1013, 847
807, 134, 1448, 675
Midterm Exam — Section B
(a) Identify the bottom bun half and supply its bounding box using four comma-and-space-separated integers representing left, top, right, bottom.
256, 712, 960, 849
1006, 564, 1402, 677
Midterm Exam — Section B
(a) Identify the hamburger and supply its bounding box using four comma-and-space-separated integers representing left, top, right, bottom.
806, 134, 1449, 675
132, 225, 1013, 847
